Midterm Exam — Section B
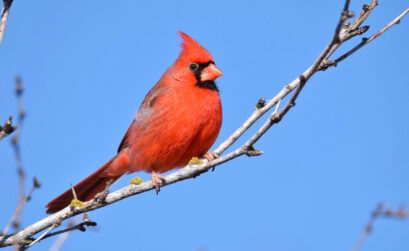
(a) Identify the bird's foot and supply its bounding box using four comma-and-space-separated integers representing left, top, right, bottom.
152, 171, 166, 194
203, 151, 219, 162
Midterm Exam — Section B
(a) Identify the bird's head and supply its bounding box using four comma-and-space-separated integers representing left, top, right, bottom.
171, 31, 222, 91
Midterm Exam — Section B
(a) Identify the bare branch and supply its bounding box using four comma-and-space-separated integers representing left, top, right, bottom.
26, 220, 61, 248
333, 7, 409, 66
0, 0, 13, 46
3, 178, 41, 236
0, 77, 39, 251
11, 76, 27, 235
215, 0, 356, 156
350, 0, 378, 30
40, 214, 96, 245
351, 203, 407, 251
48, 221, 77, 251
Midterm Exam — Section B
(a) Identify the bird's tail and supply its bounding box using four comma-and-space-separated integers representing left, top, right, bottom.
45, 158, 121, 214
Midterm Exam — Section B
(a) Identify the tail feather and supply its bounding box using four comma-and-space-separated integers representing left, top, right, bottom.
45, 158, 121, 214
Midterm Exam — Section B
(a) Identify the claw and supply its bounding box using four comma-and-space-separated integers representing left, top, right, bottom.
203, 151, 219, 162
152, 171, 166, 194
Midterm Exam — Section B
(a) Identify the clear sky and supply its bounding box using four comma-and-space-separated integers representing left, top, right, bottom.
1, 0, 408, 250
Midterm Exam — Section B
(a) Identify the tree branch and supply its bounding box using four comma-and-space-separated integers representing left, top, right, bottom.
33, 214, 96, 247
1, 0, 408, 248
350, 203, 407, 251
1, 77, 39, 251
2, 178, 41, 237
318, 1, 409, 71
10, 76, 27, 237
47, 221, 77, 251
332, 6, 409, 66
0, 0, 13, 46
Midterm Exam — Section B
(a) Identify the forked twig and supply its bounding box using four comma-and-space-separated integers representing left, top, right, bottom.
350, 203, 407, 251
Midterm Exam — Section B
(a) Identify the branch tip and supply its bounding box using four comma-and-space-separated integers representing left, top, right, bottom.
345, 25, 370, 40
351, 203, 407, 251
33, 177, 41, 188
0, 115, 18, 140
71, 184, 78, 200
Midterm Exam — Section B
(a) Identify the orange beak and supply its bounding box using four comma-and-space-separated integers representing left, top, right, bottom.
201, 64, 223, 82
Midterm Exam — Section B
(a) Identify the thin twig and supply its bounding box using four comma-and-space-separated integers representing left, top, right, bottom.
11, 76, 26, 235
216, 0, 355, 156
350, 203, 407, 251
334, 7, 409, 65
274, 99, 281, 113
28, 214, 96, 249
3, 178, 41, 236
48, 221, 77, 251
42, 215, 96, 243
0, 0, 13, 46
26, 221, 61, 248
350, 0, 378, 30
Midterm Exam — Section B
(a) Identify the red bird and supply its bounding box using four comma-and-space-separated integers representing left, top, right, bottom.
46, 32, 223, 214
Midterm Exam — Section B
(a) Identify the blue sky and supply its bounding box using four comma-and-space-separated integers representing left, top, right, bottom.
1, 0, 409, 250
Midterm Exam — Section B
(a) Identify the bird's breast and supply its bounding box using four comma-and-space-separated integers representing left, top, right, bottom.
128, 86, 222, 173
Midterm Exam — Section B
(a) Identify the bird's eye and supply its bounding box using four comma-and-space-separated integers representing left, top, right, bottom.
189, 63, 199, 72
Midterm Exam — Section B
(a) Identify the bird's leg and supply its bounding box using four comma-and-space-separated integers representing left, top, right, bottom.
151, 171, 166, 194
202, 151, 219, 162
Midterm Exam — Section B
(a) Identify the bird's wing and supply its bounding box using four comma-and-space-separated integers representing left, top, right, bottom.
117, 84, 170, 153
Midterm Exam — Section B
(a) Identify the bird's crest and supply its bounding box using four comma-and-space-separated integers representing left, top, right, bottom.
177, 31, 214, 63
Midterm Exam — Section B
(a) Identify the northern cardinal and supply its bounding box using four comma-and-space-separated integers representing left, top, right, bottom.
45, 32, 223, 214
